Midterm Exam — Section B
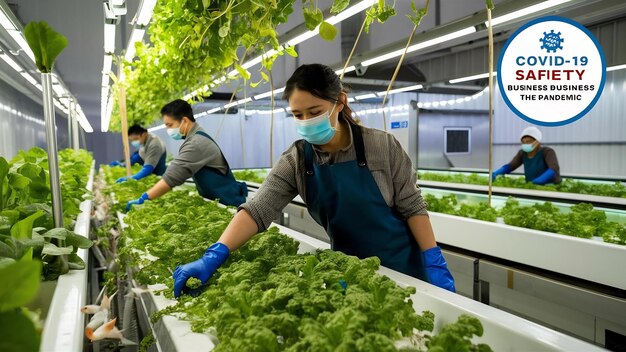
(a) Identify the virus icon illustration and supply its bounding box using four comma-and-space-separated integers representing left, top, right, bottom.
540, 30, 564, 53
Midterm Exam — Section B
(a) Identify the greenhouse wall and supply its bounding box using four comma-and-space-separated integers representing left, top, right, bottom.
0, 79, 69, 159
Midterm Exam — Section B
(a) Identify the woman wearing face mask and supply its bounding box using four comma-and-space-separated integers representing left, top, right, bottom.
492, 126, 561, 185
125, 99, 248, 211
171, 64, 455, 297
112, 125, 168, 183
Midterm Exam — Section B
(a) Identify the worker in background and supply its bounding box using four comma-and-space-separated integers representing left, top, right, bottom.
111, 125, 167, 183
492, 126, 561, 185
125, 99, 247, 210
172, 64, 455, 297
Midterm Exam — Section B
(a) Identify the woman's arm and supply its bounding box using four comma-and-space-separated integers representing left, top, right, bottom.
407, 214, 437, 250
217, 209, 259, 251
146, 179, 172, 200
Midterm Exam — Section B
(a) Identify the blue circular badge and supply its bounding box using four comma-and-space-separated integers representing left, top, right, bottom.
497, 16, 606, 126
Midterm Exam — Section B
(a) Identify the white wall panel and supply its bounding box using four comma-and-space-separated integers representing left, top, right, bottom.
0, 79, 69, 159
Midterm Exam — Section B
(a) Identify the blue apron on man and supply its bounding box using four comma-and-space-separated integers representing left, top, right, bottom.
192, 131, 247, 207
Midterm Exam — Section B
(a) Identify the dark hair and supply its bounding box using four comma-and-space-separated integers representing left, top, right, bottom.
283, 64, 357, 125
160, 99, 196, 122
128, 124, 147, 136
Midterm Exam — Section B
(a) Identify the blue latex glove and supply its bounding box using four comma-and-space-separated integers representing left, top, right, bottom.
126, 192, 149, 212
173, 242, 230, 298
423, 246, 456, 292
532, 168, 556, 185
116, 176, 129, 183
109, 160, 123, 167
129, 152, 143, 166
131, 165, 155, 180
492, 164, 512, 181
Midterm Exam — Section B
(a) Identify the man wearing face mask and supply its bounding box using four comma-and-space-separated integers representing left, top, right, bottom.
171, 64, 456, 298
110, 125, 167, 183
492, 126, 561, 185
125, 99, 247, 211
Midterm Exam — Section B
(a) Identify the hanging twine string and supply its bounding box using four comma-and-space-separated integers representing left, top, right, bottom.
381, 24, 418, 131
340, 17, 367, 80
381, 0, 429, 131
269, 69, 275, 166
486, 0, 495, 207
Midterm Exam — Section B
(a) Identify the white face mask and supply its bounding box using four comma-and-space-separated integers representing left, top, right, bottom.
130, 140, 141, 148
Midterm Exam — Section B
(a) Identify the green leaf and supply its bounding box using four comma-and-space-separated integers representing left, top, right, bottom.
486, 0, 495, 10
0, 309, 41, 352
68, 253, 85, 270
42, 242, 73, 256
319, 21, 338, 41
0, 236, 18, 258
41, 227, 69, 240
0, 216, 14, 234
8, 173, 30, 190
408, 1, 429, 26
284, 46, 298, 58
42, 254, 68, 281
0, 255, 41, 311
22, 234, 44, 255
202, 0, 210, 9
23, 21, 68, 73
249, 79, 262, 88
0, 157, 8, 210
260, 71, 269, 82
218, 24, 230, 38
330, 0, 350, 14
0, 257, 16, 269
234, 63, 251, 80
303, 8, 323, 30
65, 231, 93, 250
10, 211, 44, 240
377, 6, 396, 23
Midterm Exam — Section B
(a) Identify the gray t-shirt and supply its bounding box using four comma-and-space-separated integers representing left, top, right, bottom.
162, 123, 228, 188
240, 123, 428, 232
138, 133, 166, 167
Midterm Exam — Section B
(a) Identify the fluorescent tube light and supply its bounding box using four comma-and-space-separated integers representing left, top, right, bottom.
20, 72, 38, 87
378, 84, 423, 96
490, 0, 572, 26
607, 64, 626, 72
125, 28, 145, 60
0, 8, 16, 29
449, 72, 496, 84
135, 0, 157, 26
104, 23, 116, 53
327, 0, 376, 25
0, 52, 23, 72
254, 87, 285, 100
362, 27, 476, 67
7, 30, 35, 62
355, 93, 377, 100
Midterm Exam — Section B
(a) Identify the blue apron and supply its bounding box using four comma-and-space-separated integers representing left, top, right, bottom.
304, 125, 427, 280
135, 151, 167, 176
523, 148, 547, 182
153, 152, 167, 176
192, 131, 247, 207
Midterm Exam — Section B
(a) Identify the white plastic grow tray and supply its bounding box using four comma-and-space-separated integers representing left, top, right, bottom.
40, 161, 95, 352
121, 215, 604, 351
429, 212, 626, 290
416, 179, 626, 208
